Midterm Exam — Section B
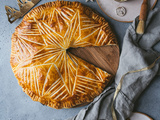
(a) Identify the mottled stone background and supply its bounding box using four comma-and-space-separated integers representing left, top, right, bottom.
0, 0, 160, 120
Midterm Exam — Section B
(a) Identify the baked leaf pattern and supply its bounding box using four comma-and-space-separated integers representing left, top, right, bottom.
10, 1, 117, 109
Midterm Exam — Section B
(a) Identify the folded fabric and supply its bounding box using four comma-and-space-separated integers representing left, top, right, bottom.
69, 8, 160, 120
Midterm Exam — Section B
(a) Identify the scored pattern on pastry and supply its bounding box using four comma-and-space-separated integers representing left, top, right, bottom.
10, 1, 117, 109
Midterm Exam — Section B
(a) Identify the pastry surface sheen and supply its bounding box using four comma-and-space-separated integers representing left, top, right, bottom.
10, 1, 118, 109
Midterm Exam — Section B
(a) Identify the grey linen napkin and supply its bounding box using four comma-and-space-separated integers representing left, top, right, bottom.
69, 8, 160, 120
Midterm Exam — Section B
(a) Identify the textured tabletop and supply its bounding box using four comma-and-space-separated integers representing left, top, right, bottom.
0, 0, 160, 120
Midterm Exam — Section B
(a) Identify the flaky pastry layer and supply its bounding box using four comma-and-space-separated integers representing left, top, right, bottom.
10, 1, 117, 109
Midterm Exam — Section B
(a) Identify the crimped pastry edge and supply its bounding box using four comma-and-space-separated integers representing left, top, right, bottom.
11, 1, 117, 109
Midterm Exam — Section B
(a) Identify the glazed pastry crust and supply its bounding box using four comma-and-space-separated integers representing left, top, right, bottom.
10, 1, 117, 109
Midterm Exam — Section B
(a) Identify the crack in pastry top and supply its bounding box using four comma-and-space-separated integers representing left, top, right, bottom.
10, 1, 117, 109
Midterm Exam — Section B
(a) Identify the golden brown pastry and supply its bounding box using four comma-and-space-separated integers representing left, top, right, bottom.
10, 1, 118, 109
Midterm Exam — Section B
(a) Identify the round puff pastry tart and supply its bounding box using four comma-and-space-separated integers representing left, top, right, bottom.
10, 1, 118, 109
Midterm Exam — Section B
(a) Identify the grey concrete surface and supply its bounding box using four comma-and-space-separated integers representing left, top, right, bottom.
0, 0, 160, 120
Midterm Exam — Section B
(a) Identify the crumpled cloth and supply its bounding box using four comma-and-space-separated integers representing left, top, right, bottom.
69, 8, 160, 120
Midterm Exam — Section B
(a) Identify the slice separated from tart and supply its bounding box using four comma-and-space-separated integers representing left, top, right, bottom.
10, 1, 118, 109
